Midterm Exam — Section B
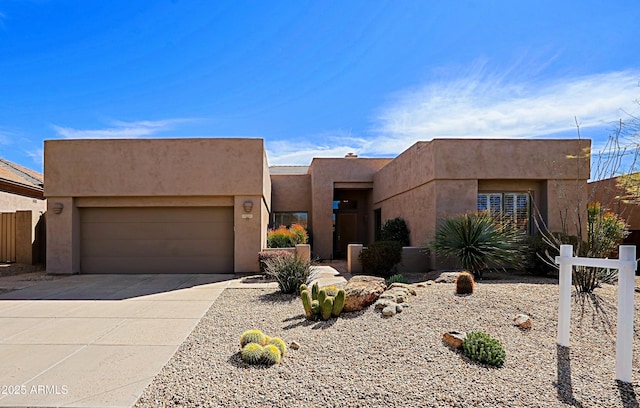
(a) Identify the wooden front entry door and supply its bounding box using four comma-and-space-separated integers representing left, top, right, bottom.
336, 213, 357, 259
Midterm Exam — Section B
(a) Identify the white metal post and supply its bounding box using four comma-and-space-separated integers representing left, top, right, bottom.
557, 245, 573, 347
616, 245, 636, 383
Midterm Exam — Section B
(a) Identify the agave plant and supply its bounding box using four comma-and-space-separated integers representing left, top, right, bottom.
430, 212, 526, 279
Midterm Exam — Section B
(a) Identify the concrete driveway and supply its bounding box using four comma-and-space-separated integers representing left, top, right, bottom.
0, 273, 232, 408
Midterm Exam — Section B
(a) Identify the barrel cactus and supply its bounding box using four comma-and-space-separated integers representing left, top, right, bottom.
240, 329, 265, 347
241, 343, 264, 364
268, 337, 287, 356
261, 344, 282, 365
455, 272, 475, 295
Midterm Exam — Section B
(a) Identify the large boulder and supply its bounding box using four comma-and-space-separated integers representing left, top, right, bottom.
343, 275, 387, 312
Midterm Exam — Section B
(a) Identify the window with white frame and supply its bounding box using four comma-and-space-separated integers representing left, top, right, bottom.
478, 192, 530, 232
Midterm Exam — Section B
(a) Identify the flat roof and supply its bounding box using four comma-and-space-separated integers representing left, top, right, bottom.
269, 166, 309, 175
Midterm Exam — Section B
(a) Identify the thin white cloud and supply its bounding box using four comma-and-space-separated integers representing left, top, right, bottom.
51, 118, 195, 139
26, 148, 43, 166
266, 68, 640, 165
266, 131, 378, 165
371, 69, 640, 155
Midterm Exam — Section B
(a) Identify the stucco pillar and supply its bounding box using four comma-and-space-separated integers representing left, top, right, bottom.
347, 244, 363, 274
46, 197, 80, 274
295, 244, 311, 263
234, 195, 263, 273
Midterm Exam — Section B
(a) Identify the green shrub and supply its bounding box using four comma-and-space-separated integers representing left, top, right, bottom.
264, 255, 312, 294
359, 241, 403, 278
462, 331, 505, 367
524, 233, 557, 277
258, 250, 293, 273
430, 212, 525, 279
380, 217, 411, 246
386, 274, 409, 285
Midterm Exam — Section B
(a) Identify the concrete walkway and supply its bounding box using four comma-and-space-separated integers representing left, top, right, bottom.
0, 273, 233, 408
0, 267, 348, 408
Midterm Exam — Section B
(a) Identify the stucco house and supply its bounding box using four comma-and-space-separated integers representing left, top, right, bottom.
44, 138, 590, 274
0, 158, 46, 264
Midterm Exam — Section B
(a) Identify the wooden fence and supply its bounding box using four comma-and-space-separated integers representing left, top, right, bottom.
0, 210, 44, 264
0, 212, 16, 262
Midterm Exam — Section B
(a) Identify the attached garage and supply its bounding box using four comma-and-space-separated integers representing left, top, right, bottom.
80, 207, 234, 274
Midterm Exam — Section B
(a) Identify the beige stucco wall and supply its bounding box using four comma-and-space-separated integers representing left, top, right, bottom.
0, 192, 46, 265
45, 138, 270, 274
271, 173, 312, 216
374, 139, 591, 268
309, 158, 392, 259
0, 190, 46, 214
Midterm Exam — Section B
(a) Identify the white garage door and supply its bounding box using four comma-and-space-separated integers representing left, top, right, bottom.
80, 207, 234, 274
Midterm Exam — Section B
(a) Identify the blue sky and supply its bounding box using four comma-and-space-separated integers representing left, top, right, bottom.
1, 1, 639, 173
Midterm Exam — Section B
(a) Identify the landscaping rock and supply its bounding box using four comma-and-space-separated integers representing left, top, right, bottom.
382, 306, 396, 316
290, 341, 300, 350
434, 272, 461, 283
343, 275, 387, 312
443, 331, 466, 349
374, 299, 395, 309
514, 314, 532, 329
395, 304, 404, 313
388, 282, 417, 295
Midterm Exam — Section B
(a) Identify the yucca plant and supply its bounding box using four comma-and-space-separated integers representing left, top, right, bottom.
430, 212, 526, 279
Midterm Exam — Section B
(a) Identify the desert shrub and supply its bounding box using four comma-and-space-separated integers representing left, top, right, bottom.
258, 250, 293, 273
380, 217, 411, 246
545, 203, 630, 293
429, 212, 526, 280
267, 224, 309, 248
289, 223, 309, 245
264, 255, 312, 294
359, 241, 403, 278
386, 274, 409, 285
462, 331, 505, 367
524, 233, 557, 276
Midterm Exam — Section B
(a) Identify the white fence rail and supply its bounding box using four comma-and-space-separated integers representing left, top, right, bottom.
555, 244, 637, 383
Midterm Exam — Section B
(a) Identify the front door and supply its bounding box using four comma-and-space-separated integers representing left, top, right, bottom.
335, 213, 357, 259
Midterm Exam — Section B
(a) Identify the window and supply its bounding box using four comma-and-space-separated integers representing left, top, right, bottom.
272, 212, 308, 229
478, 192, 530, 232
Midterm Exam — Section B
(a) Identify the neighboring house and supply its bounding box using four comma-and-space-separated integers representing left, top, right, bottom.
590, 174, 640, 248
0, 158, 46, 263
44, 138, 590, 274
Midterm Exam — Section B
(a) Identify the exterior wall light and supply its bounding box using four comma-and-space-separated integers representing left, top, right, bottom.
52, 202, 64, 214
243, 200, 254, 213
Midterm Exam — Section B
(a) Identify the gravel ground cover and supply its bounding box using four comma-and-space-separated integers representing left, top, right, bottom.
136, 279, 640, 408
